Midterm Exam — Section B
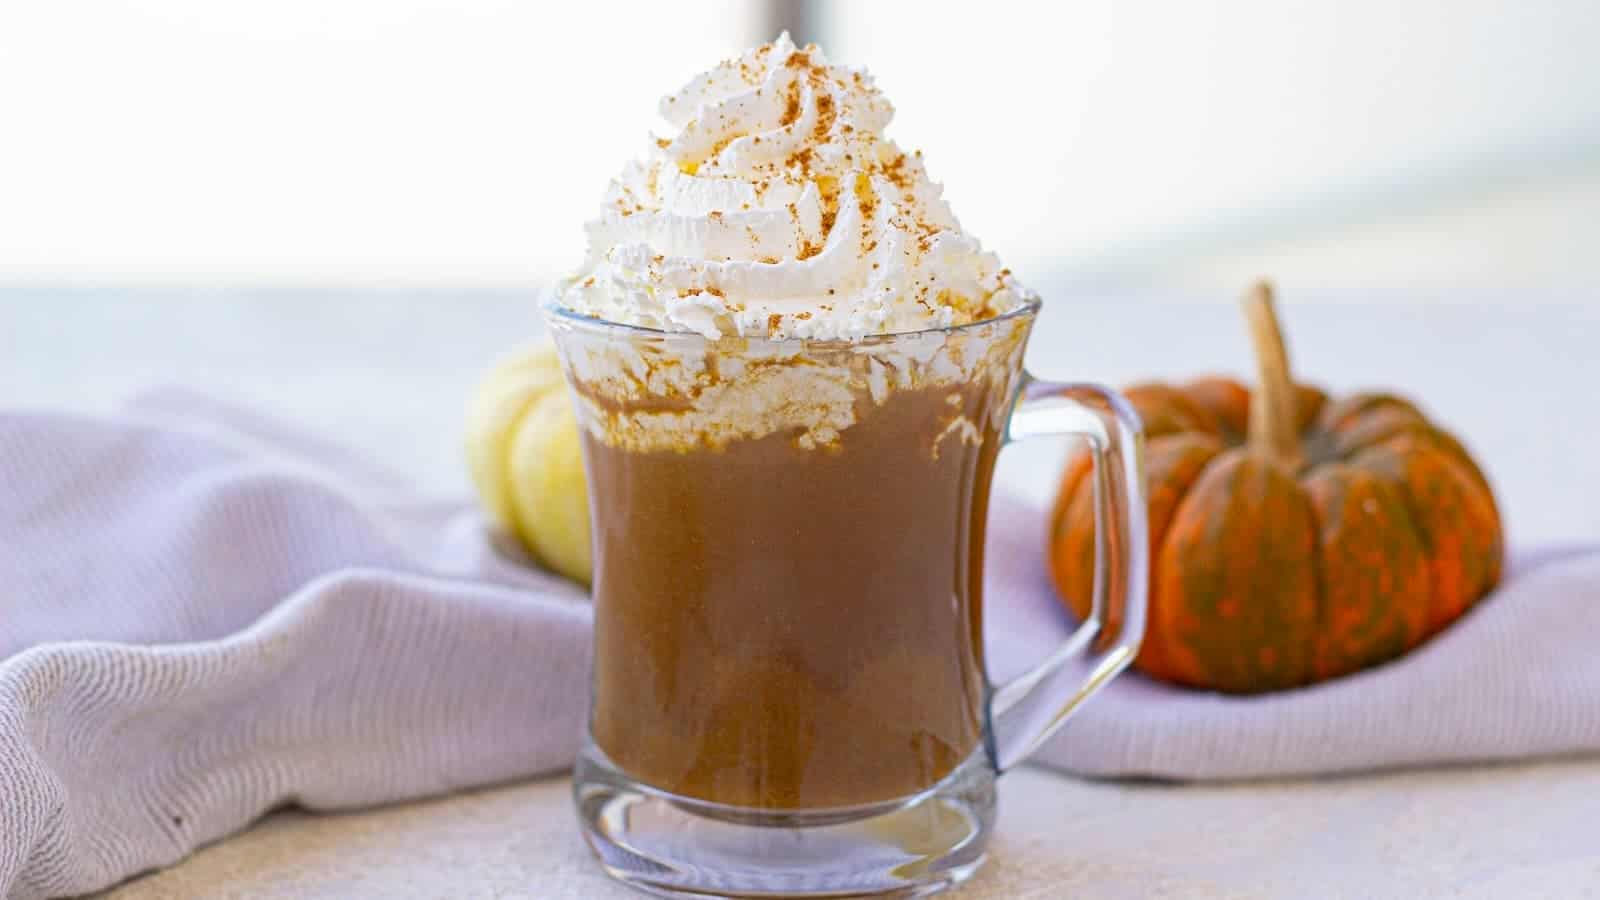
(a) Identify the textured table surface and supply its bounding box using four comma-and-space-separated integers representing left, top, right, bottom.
4, 287, 1598, 899
91, 760, 1600, 900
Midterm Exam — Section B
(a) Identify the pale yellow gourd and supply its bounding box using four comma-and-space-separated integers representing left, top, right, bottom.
464, 343, 592, 585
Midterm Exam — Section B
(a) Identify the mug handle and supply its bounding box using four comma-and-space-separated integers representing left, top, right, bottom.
987, 376, 1149, 772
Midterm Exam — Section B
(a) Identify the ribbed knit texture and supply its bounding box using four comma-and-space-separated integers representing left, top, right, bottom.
2, 390, 1596, 899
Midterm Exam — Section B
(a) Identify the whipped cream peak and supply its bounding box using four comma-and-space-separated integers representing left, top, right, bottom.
556, 32, 1036, 341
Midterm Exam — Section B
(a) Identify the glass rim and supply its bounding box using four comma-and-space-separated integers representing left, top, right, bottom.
541, 294, 1042, 347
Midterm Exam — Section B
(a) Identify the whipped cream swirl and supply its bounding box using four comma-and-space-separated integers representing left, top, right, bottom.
555, 33, 1035, 341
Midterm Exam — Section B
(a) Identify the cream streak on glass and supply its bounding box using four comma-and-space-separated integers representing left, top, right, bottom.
555, 32, 1036, 340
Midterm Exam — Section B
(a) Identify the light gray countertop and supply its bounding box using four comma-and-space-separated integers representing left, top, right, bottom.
4, 287, 1598, 898
91, 760, 1600, 900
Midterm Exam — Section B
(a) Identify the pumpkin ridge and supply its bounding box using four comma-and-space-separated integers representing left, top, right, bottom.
1319, 392, 1424, 432
1303, 464, 1431, 680
1351, 437, 1502, 636
1421, 427, 1498, 506
1159, 452, 1318, 692
1126, 383, 1225, 438
1301, 468, 1328, 685
1420, 446, 1503, 616
1155, 452, 1246, 688
1139, 433, 1227, 681
1262, 466, 1320, 690
1181, 377, 1250, 441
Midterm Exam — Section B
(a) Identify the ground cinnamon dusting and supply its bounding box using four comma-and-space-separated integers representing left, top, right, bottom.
813, 92, 836, 139
817, 175, 839, 239
855, 174, 878, 253
704, 136, 736, 162
858, 191, 875, 220
780, 81, 801, 127
881, 153, 913, 190
786, 147, 815, 176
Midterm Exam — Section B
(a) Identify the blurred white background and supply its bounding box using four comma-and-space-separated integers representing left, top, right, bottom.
2, 0, 1597, 293
831, 0, 1600, 292
0, 1, 761, 287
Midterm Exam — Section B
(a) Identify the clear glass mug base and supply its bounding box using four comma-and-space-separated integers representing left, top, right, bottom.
574, 735, 998, 898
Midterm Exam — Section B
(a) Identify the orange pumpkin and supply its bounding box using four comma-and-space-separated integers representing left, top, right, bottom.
1049, 283, 1504, 693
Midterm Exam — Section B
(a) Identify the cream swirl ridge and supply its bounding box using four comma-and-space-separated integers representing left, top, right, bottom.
557, 32, 1035, 341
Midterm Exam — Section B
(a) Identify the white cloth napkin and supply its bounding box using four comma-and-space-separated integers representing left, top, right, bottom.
3, 391, 1597, 900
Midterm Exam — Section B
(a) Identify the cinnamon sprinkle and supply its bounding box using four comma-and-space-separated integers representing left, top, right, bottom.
779, 81, 801, 127
813, 92, 836, 139
881, 153, 913, 190
855, 174, 877, 253
817, 175, 839, 239
786, 146, 815, 175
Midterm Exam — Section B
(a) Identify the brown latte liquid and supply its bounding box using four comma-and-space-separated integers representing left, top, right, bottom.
581, 381, 1005, 810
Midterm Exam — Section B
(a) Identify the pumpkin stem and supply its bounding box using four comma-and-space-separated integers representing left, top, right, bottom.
1243, 280, 1302, 469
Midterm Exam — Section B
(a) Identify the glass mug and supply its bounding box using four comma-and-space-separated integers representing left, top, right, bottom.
547, 296, 1147, 898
